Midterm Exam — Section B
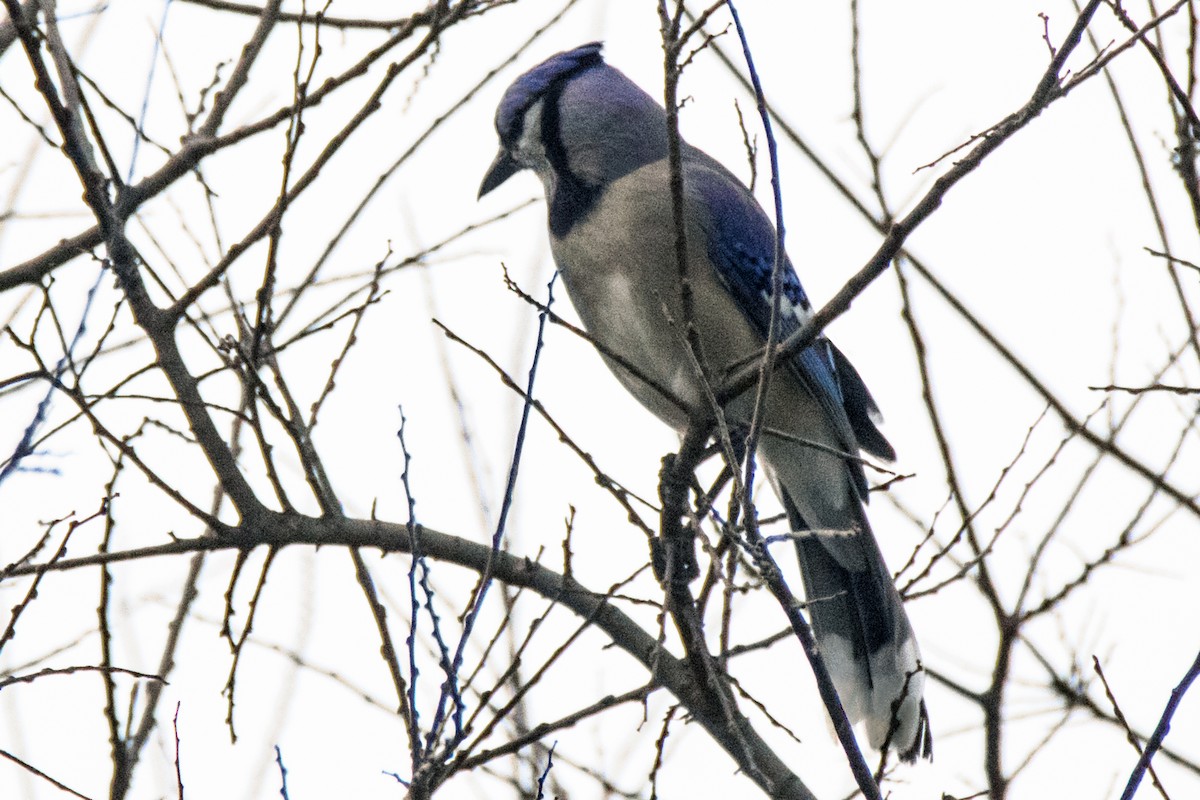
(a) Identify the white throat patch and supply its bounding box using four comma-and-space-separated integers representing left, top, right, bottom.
511, 99, 555, 193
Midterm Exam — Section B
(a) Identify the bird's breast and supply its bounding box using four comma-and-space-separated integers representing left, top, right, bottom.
549, 167, 765, 429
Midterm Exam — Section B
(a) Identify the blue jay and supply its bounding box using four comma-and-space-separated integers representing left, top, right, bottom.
479, 42, 930, 762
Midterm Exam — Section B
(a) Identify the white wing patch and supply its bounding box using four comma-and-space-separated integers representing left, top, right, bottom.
758, 290, 811, 326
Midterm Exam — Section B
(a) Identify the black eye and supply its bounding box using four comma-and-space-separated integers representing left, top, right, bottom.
501, 119, 524, 150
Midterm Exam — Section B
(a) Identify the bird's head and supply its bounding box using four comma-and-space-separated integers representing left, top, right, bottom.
478, 42, 669, 200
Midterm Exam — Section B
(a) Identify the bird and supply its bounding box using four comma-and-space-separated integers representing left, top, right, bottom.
478, 41, 930, 762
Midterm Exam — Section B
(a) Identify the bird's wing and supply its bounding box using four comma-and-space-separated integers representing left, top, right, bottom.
685, 156, 893, 495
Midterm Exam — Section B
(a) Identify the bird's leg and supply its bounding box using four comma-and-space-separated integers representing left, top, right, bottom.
654, 420, 750, 588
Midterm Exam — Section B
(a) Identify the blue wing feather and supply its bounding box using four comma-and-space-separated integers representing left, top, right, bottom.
688, 157, 893, 493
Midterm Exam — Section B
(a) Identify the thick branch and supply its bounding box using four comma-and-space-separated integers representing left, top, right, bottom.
6, 514, 818, 800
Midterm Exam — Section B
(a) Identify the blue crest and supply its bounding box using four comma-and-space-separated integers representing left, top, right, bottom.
495, 42, 604, 140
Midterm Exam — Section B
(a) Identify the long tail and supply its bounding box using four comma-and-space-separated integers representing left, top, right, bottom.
784, 492, 932, 762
